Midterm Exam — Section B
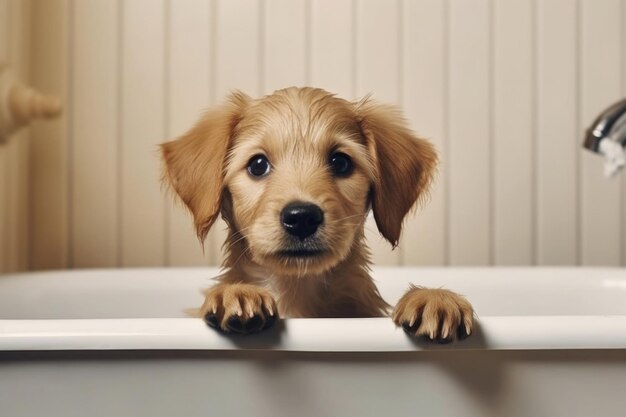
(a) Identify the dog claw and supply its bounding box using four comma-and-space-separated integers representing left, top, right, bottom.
226, 315, 246, 334
401, 321, 417, 335
219, 314, 272, 334
417, 334, 433, 343
263, 314, 277, 330
204, 313, 220, 329
401, 322, 413, 334
458, 323, 470, 340
393, 287, 474, 343
200, 283, 279, 334
244, 315, 264, 332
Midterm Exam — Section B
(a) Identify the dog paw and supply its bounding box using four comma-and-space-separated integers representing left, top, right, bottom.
199, 283, 278, 334
392, 286, 474, 343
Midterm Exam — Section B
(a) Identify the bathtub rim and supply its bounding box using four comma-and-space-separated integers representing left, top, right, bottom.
3, 266, 626, 352
2, 315, 626, 352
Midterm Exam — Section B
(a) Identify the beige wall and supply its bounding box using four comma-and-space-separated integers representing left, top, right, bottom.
11, 0, 626, 270
0, 0, 31, 273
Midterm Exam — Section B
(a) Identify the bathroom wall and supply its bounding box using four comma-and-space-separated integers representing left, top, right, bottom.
0, 0, 31, 273
20, 0, 626, 269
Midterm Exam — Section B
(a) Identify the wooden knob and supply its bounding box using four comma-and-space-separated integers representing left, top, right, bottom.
0, 65, 62, 142
8, 83, 63, 123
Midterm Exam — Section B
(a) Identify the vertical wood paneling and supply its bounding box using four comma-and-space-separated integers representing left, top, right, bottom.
0, 148, 7, 267
5, 0, 18, 271
7, 0, 30, 272
0, 0, 9, 273
6, 125, 26, 264
166, 0, 212, 266
0, 0, 7, 60
355, 0, 401, 265
580, 0, 622, 266
210, 0, 262, 263
22, 0, 626, 269
492, 0, 533, 265
18, 0, 31, 271
71, 0, 120, 267
448, 0, 491, 265
120, 0, 166, 266
263, 0, 307, 92
536, 0, 578, 265
310, 0, 353, 98
401, 0, 446, 265
623, 0, 626, 266
30, 0, 69, 270
215, 0, 261, 98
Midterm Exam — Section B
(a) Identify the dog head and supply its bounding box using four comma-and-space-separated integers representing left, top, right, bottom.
161, 87, 436, 275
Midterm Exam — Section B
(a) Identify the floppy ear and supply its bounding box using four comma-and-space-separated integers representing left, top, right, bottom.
356, 99, 438, 248
160, 92, 249, 243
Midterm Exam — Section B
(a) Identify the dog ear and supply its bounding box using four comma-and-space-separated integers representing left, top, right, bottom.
160, 91, 249, 243
356, 99, 437, 248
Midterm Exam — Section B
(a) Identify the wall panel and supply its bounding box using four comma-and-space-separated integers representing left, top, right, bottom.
263, 0, 307, 92
580, 0, 622, 266
0, 0, 32, 273
622, 0, 626, 266
30, 0, 69, 270
447, 0, 491, 265
19, 0, 626, 269
166, 0, 212, 266
310, 0, 353, 98
120, 0, 166, 266
401, 0, 447, 266
0, 0, 10, 273
70, 0, 120, 267
536, 0, 579, 265
210, 0, 262, 263
492, 0, 534, 265
355, 0, 402, 265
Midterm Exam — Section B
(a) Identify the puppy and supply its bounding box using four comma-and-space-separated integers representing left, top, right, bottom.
161, 87, 473, 342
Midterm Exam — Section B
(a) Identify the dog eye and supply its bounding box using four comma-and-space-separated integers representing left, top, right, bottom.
329, 152, 353, 177
247, 154, 271, 177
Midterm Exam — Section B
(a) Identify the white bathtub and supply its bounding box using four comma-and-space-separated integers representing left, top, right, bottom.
1, 267, 626, 417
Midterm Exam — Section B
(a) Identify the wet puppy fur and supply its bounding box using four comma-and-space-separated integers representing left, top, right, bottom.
161, 87, 473, 342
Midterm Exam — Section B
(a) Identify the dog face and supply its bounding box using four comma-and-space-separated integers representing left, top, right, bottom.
222, 90, 373, 275
161, 87, 436, 275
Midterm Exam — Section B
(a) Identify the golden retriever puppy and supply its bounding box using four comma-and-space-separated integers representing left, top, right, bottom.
161, 87, 473, 342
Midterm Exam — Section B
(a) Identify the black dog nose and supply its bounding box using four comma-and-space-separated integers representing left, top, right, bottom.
280, 202, 324, 240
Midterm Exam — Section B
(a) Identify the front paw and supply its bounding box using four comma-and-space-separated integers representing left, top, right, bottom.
199, 283, 278, 334
392, 286, 474, 344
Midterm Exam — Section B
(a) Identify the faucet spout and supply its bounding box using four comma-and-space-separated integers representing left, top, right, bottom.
584, 98, 626, 178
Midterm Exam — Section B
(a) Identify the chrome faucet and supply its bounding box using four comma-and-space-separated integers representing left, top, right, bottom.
583, 98, 626, 177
